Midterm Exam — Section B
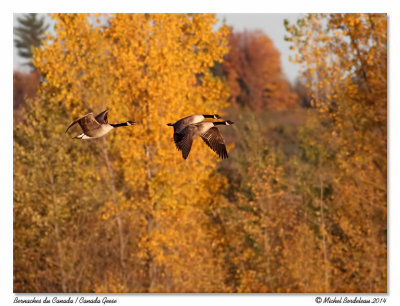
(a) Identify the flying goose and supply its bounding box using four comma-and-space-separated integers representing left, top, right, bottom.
65, 109, 135, 139
173, 120, 234, 160
167, 114, 221, 134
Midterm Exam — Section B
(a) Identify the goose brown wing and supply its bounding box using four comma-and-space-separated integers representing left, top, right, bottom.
95, 109, 109, 124
173, 115, 204, 133
173, 118, 191, 134
65, 113, 101, 134
174, 126, 195, 160
200, 127, 228, 159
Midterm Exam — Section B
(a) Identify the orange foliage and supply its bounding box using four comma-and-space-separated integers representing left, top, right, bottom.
13, 13, 387, 294
285, 13, 387, 292
15, 13, 231, 293
13, 71, 40, 110
223, 30, 297, 110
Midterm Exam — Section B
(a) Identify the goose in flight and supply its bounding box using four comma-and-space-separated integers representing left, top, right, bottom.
172, 120, 234, 160
167, 114, 221, 134
65, 109, 135, 139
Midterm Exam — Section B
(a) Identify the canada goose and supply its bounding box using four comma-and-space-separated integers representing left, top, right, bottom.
173, 120, 234, 160
167, 114, 221, 133
65, 109, 135, 139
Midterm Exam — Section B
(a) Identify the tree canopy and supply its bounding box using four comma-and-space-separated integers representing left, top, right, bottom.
14, 13, 386, 293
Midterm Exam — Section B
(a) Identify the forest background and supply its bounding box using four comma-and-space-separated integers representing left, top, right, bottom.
13, 13, 387, 293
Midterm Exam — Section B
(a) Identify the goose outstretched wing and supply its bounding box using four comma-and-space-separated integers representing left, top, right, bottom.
65, 113, 101, 134
171, 115, 205, 133
174, 126, 195, 160
95, 109, 109, 124
200, 127, 228, 159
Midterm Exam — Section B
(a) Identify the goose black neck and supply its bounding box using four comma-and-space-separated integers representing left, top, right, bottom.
203, 114, 215, 118
213, 121, 227, 126
110, 122, 129, 128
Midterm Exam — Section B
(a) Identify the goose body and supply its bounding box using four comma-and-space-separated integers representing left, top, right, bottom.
173, 120, 234, 160
167, 114, 221, 133
65, 110, 135, 139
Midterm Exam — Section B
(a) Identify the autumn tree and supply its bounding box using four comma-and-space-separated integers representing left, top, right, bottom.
14, 13, 231, 293
292, 78, 312, 108
13, 96, 106, 292
14, 12, 386, 294
13, 71, 40, 110
223, 29, 297, 110
214, 13, 386, 293
215, 107, 329, 292
285, 13, 387, 292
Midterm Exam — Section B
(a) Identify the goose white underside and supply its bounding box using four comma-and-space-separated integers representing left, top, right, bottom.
75, 133, 94, 139
74, 125, 115, 139
75, 133, 107, 140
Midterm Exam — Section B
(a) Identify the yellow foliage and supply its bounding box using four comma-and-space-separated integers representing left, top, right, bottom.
28, 13, 230, 293
286, 13, 386, 292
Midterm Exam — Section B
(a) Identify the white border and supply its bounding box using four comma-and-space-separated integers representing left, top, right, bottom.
4, 1, 398, 306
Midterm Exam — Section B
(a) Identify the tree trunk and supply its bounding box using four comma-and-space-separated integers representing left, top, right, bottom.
319, 177, 330, 292
101, 140, 127, 289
